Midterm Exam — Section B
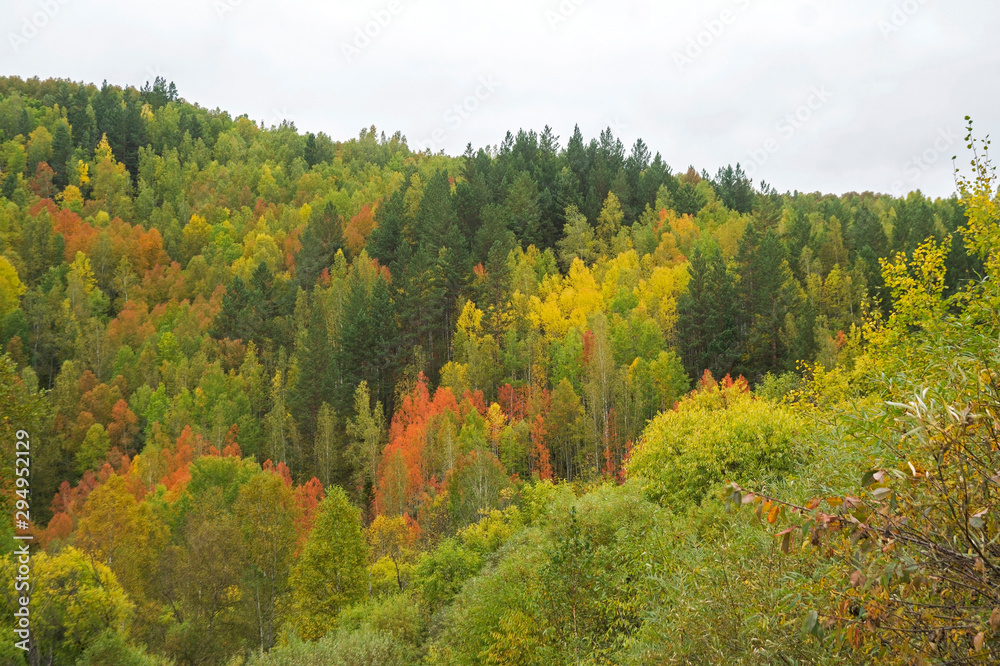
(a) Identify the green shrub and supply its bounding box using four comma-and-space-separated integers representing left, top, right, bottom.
336, 592, 426, 650
77, 631, 174, 666
628, 380, 803, 507
427, 483, 658, 665
248, 626, 415, 666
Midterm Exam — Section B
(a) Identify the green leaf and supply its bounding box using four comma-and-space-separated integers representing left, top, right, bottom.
801, 610, 819, 637
861, 470, 879, 488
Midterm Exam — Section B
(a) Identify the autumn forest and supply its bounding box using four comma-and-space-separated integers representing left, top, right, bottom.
2, 76, 999, 664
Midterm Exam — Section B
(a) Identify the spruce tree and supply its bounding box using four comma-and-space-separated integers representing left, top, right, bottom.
677, 245, 740, 379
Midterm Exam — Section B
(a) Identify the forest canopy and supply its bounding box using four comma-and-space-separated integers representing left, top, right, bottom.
1, 77, 996, 664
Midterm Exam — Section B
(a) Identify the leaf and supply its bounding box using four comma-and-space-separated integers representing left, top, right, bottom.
850, 570, 866, 588
767, 503, 781, 524
806, 499, 821, 511
826, 497, 843, 508
991, 608, 1000, 631
776, 526, 796, 554
861, 470, 885, 488
872, 487, 892, 500
974, 631, 985, 652
801, 610, 819, 637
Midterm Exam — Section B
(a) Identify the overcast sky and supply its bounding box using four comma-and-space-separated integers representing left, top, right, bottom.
4, 0, 997, 198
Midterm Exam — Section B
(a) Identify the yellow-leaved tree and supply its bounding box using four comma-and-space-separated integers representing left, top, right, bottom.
0, 255, 25, 319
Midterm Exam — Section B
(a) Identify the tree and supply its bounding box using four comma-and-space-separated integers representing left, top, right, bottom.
506, 171, 546, 248
91, 134, 134, 220
2, 547, 134, 665
346, 380, 386, 496
337, 255, 398, 412
713, 164, 756, 214
557, 205, 597, 270
287, 487, 368, 641
446, 450, 510, 529
233, 471, 300, 652
670, 170, 708, 216
677, 245, 741, 380
313, 402, 339, 489
290, 295, 336, 446
548, 379, 585, 479
366, 515, 415, 592
296, 202, 343, 289
50, 118, 74, 189
596, 192, 625, 252
164, 491, 249, 663
529, 415, 553, 481
77, 423, 111, 473
734, 227, 800, 381
0, 256, 25, 319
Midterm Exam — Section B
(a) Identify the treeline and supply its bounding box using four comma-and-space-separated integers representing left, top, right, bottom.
0, 76, 988, 664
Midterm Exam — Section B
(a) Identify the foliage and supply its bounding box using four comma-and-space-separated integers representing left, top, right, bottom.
287, 486, 369, 640
247, 626, 416, 666
1, 74, 993, 665
628, 374, 803, 507
0, 546, 134, 664
728, 122, 1000, 663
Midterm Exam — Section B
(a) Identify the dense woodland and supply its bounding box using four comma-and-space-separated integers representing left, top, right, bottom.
1, 77, 998, 664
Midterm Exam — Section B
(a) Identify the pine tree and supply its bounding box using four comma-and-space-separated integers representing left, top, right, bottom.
677, 244, 740, 379
506, 171, 544, 247
337, 258, 398, 412
368, 187, 407, 269
714, 164, 757, 214
735, 228, 799, 380
290, 295, 336, 446
211, 275, 252, 342
296, 201, 343, 289
50, 119, 74, 189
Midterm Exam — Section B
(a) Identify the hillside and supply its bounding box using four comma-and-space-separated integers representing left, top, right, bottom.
1, 77, 998, 664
